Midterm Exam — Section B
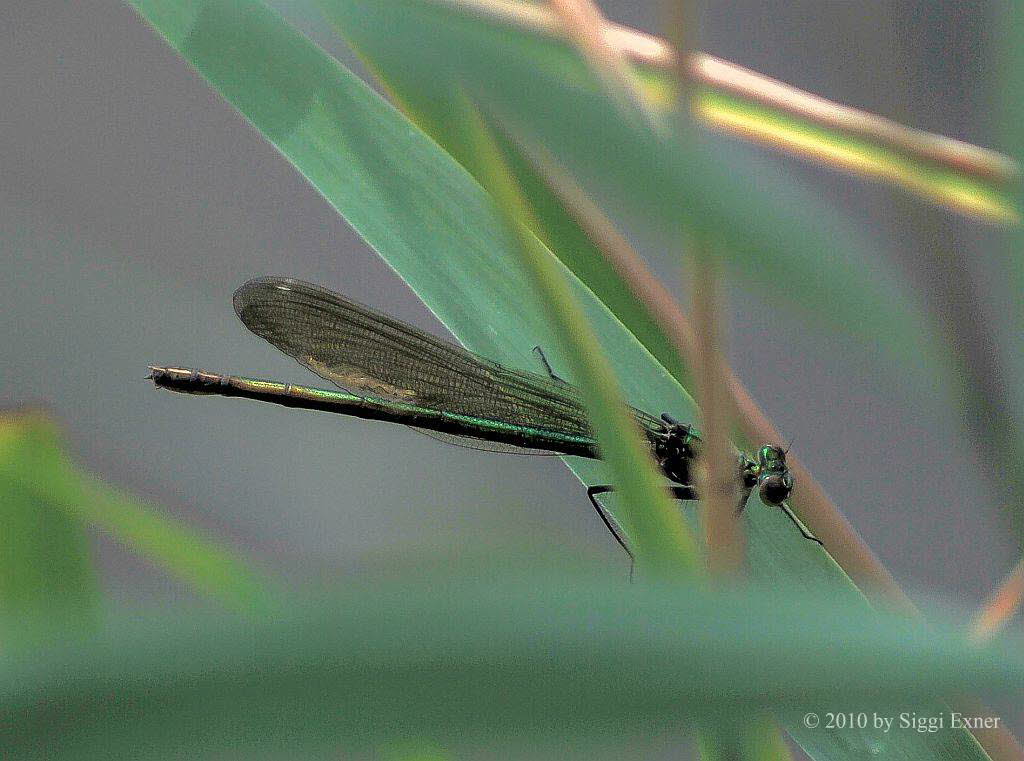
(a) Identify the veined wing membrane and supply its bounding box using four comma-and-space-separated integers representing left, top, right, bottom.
234, 278, 667, 454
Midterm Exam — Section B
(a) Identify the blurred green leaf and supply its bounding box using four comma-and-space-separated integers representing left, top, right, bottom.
0, 412, 98, 636
3, 576, 1020, 758
323, 0, 947, 391
998, 0, 1024, 184
382, 78, 696, 393
0, 410, 275, 615
492, 129, 694, 388
463, 105, 698, 575
124, 2, 1000, 757
996, 0, 1024, 545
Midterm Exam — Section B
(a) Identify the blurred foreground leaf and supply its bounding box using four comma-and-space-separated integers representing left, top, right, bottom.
4, 576, 1020, 758
323, 0, 946, 389
0, 410, 274, 615
996, 0, 1024, 545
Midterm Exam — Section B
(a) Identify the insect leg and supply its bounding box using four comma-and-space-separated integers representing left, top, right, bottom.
588, 485, 698, 547
532, 345, 568, 384
588, 484, 705, 579
780, 503, 824, 545
734, 485, 754, 517
586, 485, 634, 563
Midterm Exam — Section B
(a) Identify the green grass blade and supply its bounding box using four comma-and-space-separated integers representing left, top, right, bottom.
0, 412, 99, 636
133, 0, 698, 573
3, 577, 1021, 758
0, 411, 275, 614
688, 86, 1018, 224
464, 106, 698, 576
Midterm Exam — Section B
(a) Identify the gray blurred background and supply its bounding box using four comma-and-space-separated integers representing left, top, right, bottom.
3, 0, 1021, 748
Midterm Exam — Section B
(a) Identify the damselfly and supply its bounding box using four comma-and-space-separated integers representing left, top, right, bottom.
148, 277, 821, 559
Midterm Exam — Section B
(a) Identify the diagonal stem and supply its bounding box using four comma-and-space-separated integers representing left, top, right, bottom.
451, 0, 1018, 186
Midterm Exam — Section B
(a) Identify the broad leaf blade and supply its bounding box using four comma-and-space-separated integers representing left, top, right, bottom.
3, 576, 1021, 758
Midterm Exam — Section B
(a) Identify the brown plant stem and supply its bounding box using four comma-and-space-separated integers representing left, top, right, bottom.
449, 0, 1017, 185
690, 243, 745, 575
972, 557, 1024, 641
546, 0, 653, 123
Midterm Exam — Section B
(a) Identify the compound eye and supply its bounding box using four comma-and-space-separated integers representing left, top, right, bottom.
758, 444, 784, 466
759, 475, 791, 506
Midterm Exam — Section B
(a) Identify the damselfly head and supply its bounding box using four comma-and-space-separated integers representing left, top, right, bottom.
756, 444, 794, 506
